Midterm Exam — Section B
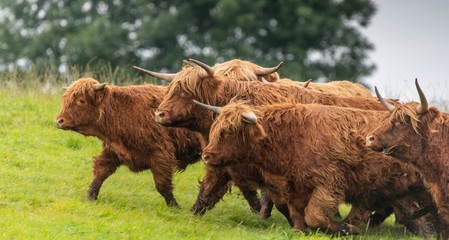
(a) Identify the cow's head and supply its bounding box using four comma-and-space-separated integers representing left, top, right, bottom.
55, 78, 108, 136
366, 79, 431, 157
143, 59, 223, 129
194, 100, 267, 167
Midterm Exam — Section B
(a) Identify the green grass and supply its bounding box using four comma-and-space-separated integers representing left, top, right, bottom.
0, 84, 431, 239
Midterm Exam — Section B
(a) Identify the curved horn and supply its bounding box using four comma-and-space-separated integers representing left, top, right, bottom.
62, 86, 69, 91
415, 78, 428, 114
93, 83, 107, 91
187, 58, 214, 77
375, 86, 395, 112
242, 111, 257, 125
192, 100, 221, 114
133, 66, 176, 81
255, 62, 283, 76
303, 79, 312, 88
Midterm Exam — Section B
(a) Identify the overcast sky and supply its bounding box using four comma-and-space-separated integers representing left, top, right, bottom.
362, 0, 449, 107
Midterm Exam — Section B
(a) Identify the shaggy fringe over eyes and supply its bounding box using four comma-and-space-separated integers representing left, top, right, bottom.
63, 78, 97, 105
208, 101, 266, 146
389, 103, 443, 135
167, 65, 221, 105
62, 78, 105, 122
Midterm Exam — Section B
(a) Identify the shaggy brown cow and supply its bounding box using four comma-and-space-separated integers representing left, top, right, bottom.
55, 78, 204, 207
197, 100, 432, 236
366, 79, 449, 239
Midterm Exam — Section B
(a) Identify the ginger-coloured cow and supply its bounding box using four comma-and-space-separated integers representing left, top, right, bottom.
55, 78, 203, 207
366, 79, 449, 239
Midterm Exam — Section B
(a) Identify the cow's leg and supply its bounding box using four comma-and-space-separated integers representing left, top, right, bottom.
87, 149, 121, 201
191, 166, 232, 215
237, 184, 261, 213
344, 205, 371, 226
259, 191, 274, 219
286, 199, 307, 231
304, 187, 359, 235
151, 161, 178, 207
259, 190, 292, 225
392, 197, 434, 238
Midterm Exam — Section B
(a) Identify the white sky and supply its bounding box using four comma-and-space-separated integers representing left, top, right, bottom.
362, 0, 449, 107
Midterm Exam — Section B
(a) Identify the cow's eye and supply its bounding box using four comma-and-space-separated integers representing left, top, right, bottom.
180, 91, 191, 98
78, 99, 86, 105
394, 121, 406, 127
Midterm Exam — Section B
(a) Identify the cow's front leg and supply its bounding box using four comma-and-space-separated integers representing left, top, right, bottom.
191, 166, 232, 215
87, 148, 121, 201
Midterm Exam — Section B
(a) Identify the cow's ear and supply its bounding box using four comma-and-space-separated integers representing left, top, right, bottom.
93, 83, 108, 103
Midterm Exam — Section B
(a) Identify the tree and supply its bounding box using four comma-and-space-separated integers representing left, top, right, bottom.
0, 0, 376, 83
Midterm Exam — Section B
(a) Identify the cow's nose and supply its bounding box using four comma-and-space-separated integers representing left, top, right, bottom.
155, 111, 166, 123
55, 117, 65, 127
366, 135, 375, 147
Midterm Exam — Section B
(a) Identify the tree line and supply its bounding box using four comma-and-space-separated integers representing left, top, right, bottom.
0, 0, 376, 84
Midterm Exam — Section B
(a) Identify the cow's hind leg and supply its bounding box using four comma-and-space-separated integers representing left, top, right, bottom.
87, 149, 121, 201
304, 187, 359, 236
151, 157, 178, 207
238, 184, 261, 213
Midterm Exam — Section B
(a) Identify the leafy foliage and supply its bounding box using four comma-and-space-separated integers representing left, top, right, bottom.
0, 0, 376, 83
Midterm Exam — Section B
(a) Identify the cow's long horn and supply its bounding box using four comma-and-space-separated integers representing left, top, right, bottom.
93, 83, 107, 90
375, 86, 395, 112
192, 100, 221, 114
242, 111, 257, 125
303, 79, 312, 88
415, 78, 428, 115
133, 66, 176, 81
188, 58, 214, 77
255, 62, 283, 76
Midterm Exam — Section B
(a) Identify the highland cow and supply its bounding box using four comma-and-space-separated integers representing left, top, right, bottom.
366, 79, 449, 239
55, 78, 203, 207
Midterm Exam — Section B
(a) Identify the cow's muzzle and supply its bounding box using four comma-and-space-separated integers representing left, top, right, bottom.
154, 110, 171, 125
55, 117, 66, 129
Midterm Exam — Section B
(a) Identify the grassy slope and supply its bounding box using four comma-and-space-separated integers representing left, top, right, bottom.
0, 88, 427, 239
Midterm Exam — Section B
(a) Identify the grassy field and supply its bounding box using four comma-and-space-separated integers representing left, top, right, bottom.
0, 81, 431, 239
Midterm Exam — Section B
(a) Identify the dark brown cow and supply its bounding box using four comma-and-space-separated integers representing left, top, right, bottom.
366, 79, 449, 239
198, 100, 432, 236
55, 78, 203, 207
